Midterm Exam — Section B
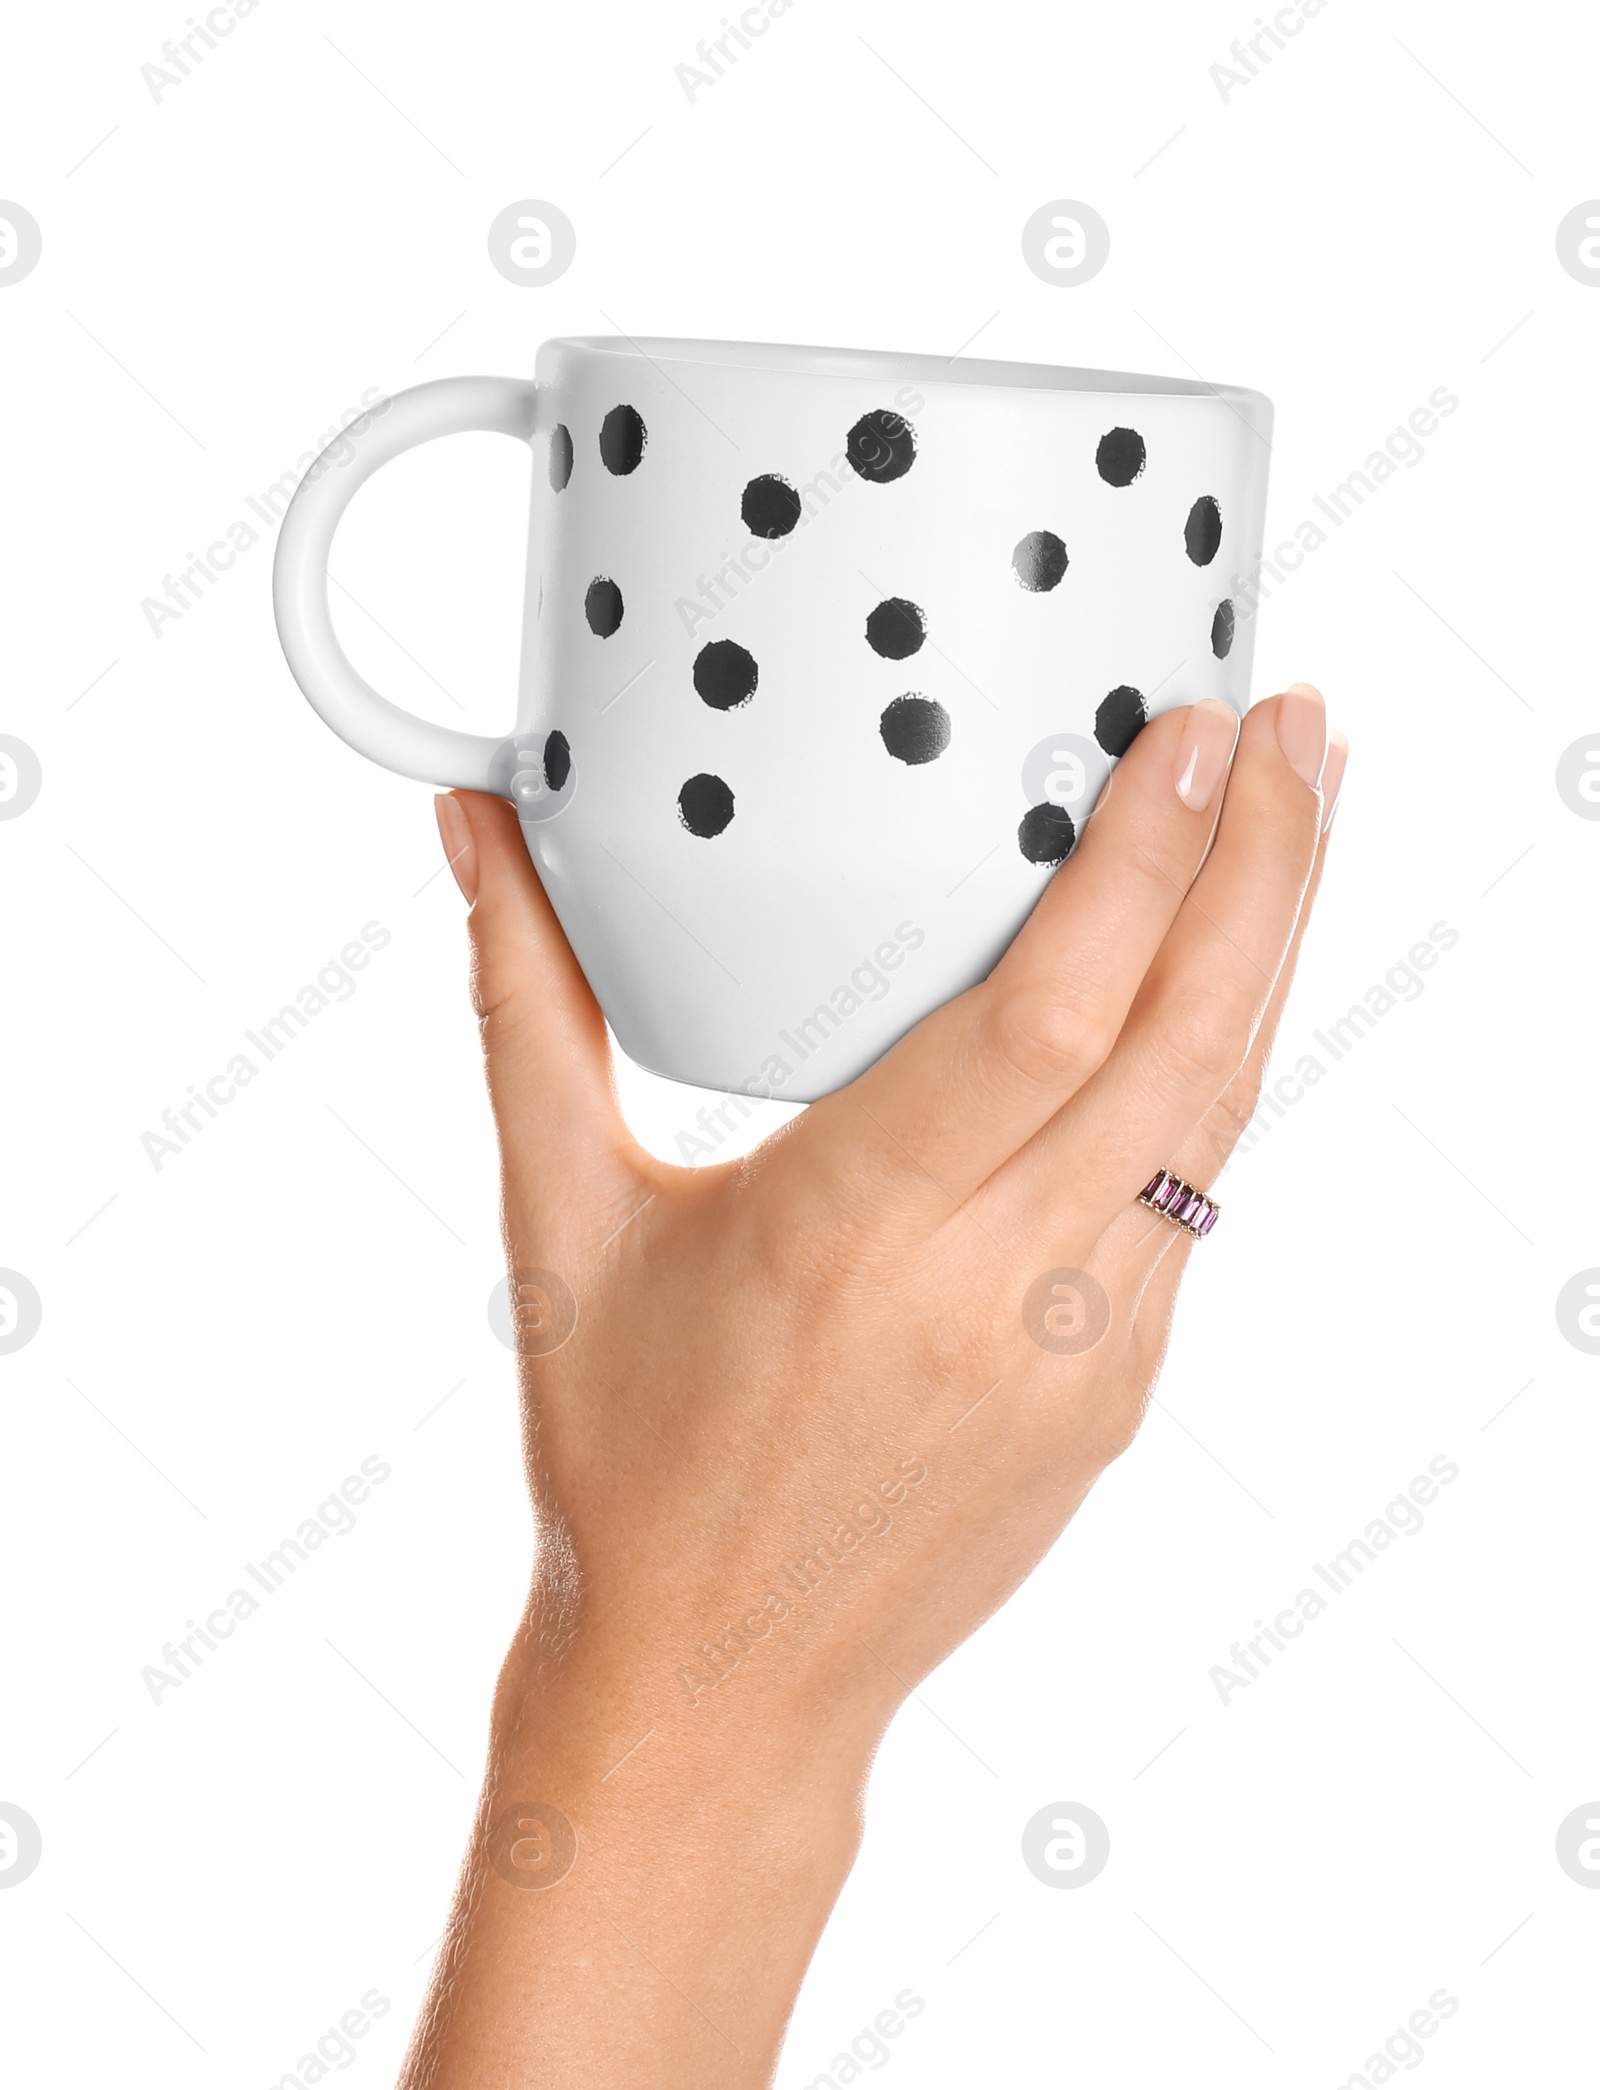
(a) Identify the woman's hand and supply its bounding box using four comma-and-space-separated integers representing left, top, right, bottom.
400, 685, 1344, 2089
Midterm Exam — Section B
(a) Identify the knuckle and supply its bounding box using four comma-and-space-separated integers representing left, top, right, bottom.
1268, 835, 1317, 906
1126, 832, 1197, 909
1158, 993, 1251, 1095
1250, 795, 1321, 884
1207, 1071, 1263, 1147
1077, 1391, 1145, 1469
987, 989, 1116, 1093
469, 943, 538, 1036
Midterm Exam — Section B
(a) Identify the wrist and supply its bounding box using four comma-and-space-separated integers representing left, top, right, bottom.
491, 1552, 905, 1776
486, 1608, 876, 1846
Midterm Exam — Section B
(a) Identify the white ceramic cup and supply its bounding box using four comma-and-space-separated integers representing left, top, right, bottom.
273, 336, 1272, 1102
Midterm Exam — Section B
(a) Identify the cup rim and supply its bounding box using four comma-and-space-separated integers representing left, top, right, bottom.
543, 334, 1270, 412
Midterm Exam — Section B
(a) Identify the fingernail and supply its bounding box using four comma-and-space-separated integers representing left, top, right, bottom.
1319, 730, 1349, 832
1173, 699, 1240, 812
1276, 682, 1327, 787
435, 792, 478, 904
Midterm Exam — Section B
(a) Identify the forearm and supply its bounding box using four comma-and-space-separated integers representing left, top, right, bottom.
398, 1613, 875, 2088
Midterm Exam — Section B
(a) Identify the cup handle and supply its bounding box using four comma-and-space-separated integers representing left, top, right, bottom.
272, 375, 539, 790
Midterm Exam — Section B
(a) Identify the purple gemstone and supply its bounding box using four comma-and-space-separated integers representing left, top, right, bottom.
1175, 1191, 1202, 1225
1197, 1204, 1219, 1235
1142, 1171, 1168, 1203
1158, 1178, 1187, 1212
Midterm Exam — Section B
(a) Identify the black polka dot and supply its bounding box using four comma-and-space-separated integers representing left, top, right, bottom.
1019, 802, 1076, 866
548, 424, 573, 493
878, 695, 950, 765
693, 639, 758, 711
599, 404, 646, 475
1211, 599, 1236, 659
742, 473, 802, 539
1095, 686, 1147, 758
865, 597, 925, 660
543, 729, 571, 791
1185, 495, 1222, 566
846, 408, 917, 483
1096, 427, 1146, 486
585, 576, 623, 637
678, 773, 734, 837
1013, 531, 1069, 592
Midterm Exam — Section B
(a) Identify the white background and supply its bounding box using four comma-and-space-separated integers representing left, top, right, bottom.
3, 1, 1597, 2083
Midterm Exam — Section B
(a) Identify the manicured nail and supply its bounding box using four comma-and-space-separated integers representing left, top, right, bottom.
1173, 699, 1240, 812
435, 792, 478, 904
1319, 730, 1349, 832
1276, 682, 1327, 787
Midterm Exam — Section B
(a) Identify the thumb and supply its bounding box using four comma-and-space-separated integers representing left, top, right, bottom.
435, 790, 637, 1215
